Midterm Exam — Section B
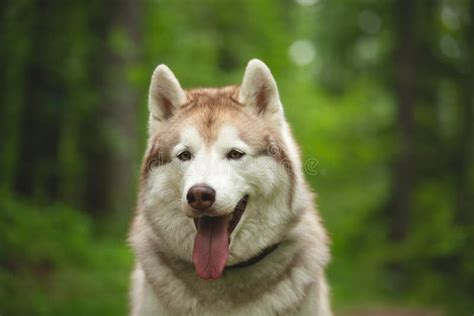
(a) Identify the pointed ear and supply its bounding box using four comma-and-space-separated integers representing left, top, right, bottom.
238, 59, 283, 122
148, 64, 187, 126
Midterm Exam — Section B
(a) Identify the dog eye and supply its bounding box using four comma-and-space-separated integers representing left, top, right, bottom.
226, 149, 245, 160
177, 150, 192, 161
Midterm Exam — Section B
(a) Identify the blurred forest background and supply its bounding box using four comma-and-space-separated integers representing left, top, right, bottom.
1, 0, 473, 315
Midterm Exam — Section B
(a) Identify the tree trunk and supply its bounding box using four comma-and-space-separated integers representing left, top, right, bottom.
386, 0, 418, 244
86, 0, 142, 216
0, 1, 33, 194
453, 0, 474, 225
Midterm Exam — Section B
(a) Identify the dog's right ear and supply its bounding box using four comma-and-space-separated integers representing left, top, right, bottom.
148, 64, 187, 131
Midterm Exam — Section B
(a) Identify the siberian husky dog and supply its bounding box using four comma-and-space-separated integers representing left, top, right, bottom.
129, 59, 331, 315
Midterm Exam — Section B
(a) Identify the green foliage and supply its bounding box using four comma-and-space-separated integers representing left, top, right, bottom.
0, 195, 132, 315
0, 0, 473, 315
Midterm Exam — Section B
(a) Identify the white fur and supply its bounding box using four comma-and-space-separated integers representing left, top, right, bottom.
179, 125, 255, 219
129, 60, 332, 315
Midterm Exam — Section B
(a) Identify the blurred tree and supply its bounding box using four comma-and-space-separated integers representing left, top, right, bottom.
386, 0, 417, 251
90, 0, 142, 215
0, 0, 34, 194
310, 0, 474, 309
452, 0, 473, 224
0, 1, 143, 216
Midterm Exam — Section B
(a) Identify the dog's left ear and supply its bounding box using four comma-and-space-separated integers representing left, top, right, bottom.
239, 59, 283, 124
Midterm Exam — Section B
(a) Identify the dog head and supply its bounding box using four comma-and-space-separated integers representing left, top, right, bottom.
140, 60, 297, 279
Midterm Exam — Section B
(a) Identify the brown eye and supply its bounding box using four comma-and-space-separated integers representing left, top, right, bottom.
227, 149, 245, 160
177, 150, 192, 161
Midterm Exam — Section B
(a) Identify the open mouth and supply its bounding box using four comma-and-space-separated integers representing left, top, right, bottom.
192, 194, 248, 234
227, 194, 249, 234
192, 195, 249, 280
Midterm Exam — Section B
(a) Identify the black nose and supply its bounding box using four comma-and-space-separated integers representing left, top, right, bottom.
186, 184, 216, 211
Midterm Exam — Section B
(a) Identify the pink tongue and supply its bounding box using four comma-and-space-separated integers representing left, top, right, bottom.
192, 216, 230, 280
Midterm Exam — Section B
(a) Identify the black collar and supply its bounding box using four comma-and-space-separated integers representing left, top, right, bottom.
226, 243, 280, 269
